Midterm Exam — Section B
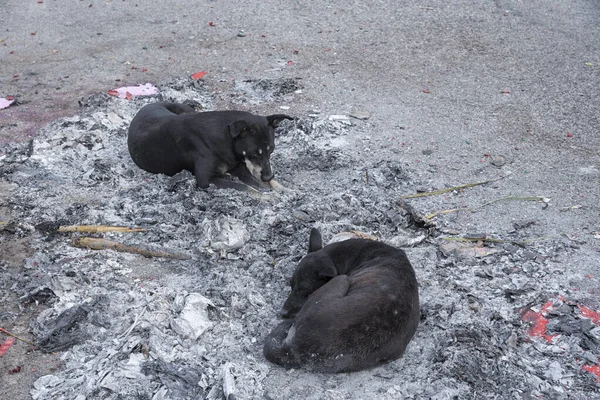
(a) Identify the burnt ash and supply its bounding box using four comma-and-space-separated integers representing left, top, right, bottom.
0, 78, 599, 399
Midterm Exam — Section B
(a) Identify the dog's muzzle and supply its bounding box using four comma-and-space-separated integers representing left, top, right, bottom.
261, 172, 274, 182
261, 162, 273, 182
280, 291, 303, 318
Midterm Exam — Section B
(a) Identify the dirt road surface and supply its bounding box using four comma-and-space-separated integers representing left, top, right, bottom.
1, 1, 599, 399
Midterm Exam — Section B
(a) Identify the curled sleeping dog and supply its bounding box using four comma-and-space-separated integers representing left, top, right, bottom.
264, 228, 420, 373
127, 102, 293, 193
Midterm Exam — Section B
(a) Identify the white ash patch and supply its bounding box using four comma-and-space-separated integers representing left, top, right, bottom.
1, 78, 598, 399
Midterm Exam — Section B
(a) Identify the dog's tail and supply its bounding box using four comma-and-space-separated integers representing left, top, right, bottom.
263, 320, 300, 368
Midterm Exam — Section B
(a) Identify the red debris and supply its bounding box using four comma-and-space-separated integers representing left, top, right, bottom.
287, 60, 295, 66
191, 71, 207, 80
0, 337, 16, 356
566, 132, 573, 138
141, 68, 148, 72
578, 305, 600, 325
208, 21, 216, 27
31, 32, 36, 36
293, 49, 299, 54
9, 50, 14, 54
501, 90, 511, 94
423, 89, 430, 94
521, 301, 557, 342
38, 0, 43, 3
583, 359, 600, 381
9, 366, 22, 374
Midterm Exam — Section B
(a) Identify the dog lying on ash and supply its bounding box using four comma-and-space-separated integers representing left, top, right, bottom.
127, 102, 293, 193
264, 228, 420, 373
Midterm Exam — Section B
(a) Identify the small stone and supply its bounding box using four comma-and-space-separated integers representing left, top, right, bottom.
491, 154, 507, 167
544, 361, 563, 381
328, 114, 352, 124
293, 210, 311, 222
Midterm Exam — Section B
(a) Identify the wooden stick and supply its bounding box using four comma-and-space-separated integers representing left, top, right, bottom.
401, 166, 527, 199
72, 237, 191, 260
401, 180, 494, 199
425, 207, 470, 220
222, 362, 236, 400
475, 196, 549, 209
441, 236, 553, 245
0, 327, 35, 345
120, 306, 147, 339
426, 196, 550, 219
58, 225, 149, 233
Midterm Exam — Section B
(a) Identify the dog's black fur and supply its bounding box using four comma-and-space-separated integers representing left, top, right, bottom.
127, 102, 292, 191
264, 228, 420, 373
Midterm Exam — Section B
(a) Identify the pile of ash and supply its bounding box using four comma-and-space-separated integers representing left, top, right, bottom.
1, 77, 598, 399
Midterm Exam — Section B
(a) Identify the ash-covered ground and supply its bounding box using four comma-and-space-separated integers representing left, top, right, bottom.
1, 78, 600, 399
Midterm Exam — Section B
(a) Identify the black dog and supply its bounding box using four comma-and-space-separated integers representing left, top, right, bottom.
127, 102, 293, 192
264, 228, 420, 373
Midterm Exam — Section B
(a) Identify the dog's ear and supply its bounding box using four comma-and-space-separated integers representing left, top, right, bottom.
266, 114, 294, 128
308, 228, 323, 253
317, 259, 337, 279
229, 120, 248, 138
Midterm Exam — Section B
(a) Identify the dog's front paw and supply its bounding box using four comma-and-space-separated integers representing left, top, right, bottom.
248, 188, 275, 203
269, 179, 293, 193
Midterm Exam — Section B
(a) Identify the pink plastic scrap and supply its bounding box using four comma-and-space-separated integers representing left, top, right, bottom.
0, 96, 16, 109
108, 83, 159, 100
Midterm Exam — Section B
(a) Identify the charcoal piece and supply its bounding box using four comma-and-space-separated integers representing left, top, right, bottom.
142, 359, 204, 399
32, 305, 90, 352
31, 296, 108, 352
34, 219, 70, 234
22, 287, 57, 305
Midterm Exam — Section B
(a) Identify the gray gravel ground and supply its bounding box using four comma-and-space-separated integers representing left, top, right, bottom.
1, 1, 600, 399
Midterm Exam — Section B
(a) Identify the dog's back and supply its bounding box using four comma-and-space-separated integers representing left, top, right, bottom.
264, 238, 420, 373
127, 102, 197, 175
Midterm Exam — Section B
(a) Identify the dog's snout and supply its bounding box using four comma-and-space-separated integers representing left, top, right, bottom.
261, 161, 273, 182
280, 307, 292, 319
261, 172, 274, 182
